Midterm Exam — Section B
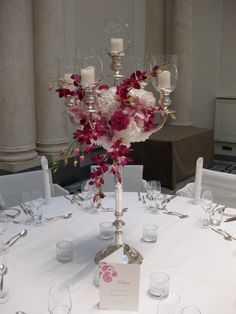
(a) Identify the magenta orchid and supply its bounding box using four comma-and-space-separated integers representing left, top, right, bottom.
50, 68, 171, 201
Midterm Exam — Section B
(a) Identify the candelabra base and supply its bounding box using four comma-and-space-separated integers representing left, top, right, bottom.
94, 243, 143, 265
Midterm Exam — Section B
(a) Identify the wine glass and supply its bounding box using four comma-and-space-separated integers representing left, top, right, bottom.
48, 284, 72, 314
146, 180, 161, 211
81, 180, 99, 214
31, 189, 45, 226
21, 191, 33, 225
200, 190, 214, 228
0, 214, 9, 254
0, 254, 9, 304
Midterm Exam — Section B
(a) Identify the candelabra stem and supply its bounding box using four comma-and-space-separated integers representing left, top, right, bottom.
160, 90, 172, 107
83, 86, 96, 113
109, 52, 125, 85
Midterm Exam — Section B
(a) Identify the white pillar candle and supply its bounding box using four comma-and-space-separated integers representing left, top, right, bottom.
110, 38, 123, 53
158, 70, 171, 89
81, 66, 95, 86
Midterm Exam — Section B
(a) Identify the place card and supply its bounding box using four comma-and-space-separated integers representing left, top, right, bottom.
99, 248, 140, 311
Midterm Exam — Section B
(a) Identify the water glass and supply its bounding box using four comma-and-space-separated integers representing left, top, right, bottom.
81, 180, 98, 214
149, 272, 170, 300
48, 284, 72, 314
156, 194, 167, 211
31, 189, 45, 226
157, 292, 181, 314
209, 206, 224, 226
56, 241, 74, 263
142, 224, 158, 243
200, 190, 213, 228
21, 191, 33, 225
181, 306, 201, 314
99, 222, 114, 240
147, 180, 161, 209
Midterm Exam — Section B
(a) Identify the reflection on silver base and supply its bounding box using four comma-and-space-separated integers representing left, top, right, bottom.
94, 243, 143, 265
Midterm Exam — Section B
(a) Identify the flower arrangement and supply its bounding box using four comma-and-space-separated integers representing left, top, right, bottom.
50, 68, 173, 201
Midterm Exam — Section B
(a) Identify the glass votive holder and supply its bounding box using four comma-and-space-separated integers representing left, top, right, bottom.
209, 206, 224, 226
157, 291, 181, 314
56, 240, 74, 263
142, 224, 158, 243
181, 305, 201, 314
99, 222, 114, 240
148, 272, 170, 300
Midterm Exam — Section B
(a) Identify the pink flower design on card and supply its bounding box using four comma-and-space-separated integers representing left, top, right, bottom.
99, 262, 118, 283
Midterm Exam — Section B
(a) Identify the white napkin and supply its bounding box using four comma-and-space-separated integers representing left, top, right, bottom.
41, 156, 52, 204
193, 157, 203, 205
0, 194, 6, 211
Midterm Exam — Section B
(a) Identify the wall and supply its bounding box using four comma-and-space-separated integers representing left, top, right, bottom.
191, 0, 223, 128
218, 0, 236, 97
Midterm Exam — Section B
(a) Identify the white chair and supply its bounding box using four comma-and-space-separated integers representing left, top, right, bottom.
177, 168, 236, 207
90, 165, 146, 192
0, 170, 68, 207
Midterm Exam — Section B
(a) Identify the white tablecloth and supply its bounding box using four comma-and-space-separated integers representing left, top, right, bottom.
2, 193, 236, 314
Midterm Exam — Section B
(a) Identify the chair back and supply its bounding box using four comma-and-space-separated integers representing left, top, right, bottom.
90, 165, 144, 192
0, 170, 51, 206
202, 169, 236, 207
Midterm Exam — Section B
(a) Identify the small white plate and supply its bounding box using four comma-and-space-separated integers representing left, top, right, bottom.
223, 207, 236, 217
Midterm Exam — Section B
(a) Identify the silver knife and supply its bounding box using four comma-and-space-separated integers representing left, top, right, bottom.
224, 216, 236, 222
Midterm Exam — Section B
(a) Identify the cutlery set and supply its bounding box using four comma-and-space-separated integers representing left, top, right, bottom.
138, 192, 188, 219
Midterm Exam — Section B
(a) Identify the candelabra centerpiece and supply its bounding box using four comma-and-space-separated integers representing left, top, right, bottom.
50, 20, 177, 265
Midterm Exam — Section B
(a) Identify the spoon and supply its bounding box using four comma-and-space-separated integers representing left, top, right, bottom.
16, 312, 27, 314
64, 195, 81, 205
46, 213, 72, 221
8, 229, 28, 247
0, 264, 7, 291
163, 210, 189, 219
217, 228, 236, 240
211, 228, 232, 241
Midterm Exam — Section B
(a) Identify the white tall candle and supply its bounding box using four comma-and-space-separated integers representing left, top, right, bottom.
41, 156, 52, 204
110, 38, 123, 53
81, 66, 95, 85
158, 70, 171, 89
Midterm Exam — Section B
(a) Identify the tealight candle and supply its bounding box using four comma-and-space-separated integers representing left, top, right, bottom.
110, 38, 123, 53
81, 66, 95, 86
158, 70, 171, 89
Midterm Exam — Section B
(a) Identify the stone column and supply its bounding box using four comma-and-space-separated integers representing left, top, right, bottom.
169, 0, 194, 126
34, 0, 68, 161
0, 0, 39, 172
145, 0, 167, 55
